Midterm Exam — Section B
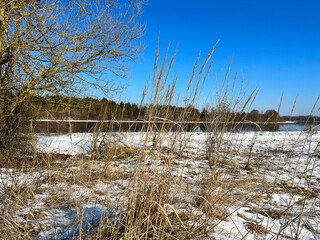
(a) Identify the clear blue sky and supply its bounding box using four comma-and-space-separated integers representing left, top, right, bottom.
124, 0, 320, 116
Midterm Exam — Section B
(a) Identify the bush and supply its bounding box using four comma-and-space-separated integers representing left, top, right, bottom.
0, 90, 33, 156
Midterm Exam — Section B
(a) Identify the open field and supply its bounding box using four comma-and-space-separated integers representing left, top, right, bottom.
1, 130, 319, 239
2, 1, 320, 239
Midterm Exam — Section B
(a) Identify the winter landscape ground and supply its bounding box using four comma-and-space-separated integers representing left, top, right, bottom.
1, 128, 320, 239
2, 1, 320, 239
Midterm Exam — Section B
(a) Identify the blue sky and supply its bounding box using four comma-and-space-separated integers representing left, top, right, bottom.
123, 0, 320, 116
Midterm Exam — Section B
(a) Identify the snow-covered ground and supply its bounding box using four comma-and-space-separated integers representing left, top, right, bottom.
1, 131, 320, 239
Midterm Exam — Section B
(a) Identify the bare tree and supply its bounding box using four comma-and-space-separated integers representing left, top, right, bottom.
0, 0, 145, 154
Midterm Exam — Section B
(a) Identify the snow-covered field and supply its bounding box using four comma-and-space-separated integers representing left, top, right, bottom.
1, 131, 320, 239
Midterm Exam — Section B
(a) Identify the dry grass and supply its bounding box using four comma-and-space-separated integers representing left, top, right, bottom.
1, 130, 319, 239
1, 42, 319, 239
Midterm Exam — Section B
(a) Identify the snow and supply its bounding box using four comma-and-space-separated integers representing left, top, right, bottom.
38, 204, 113, 240
2, 130, 320, 239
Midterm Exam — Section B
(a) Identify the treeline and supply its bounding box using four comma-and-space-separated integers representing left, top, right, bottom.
30, 95, 285, 132
244, 109, 284, 122
282, 115, 320, 122
31, 95, 283, 123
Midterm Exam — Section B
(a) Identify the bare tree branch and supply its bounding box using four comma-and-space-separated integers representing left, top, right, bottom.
0, 0, 145, 154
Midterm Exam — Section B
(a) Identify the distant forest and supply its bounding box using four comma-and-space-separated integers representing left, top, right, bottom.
30, 95, 285, 123
282, 115, 320, 122
32, 96, 320, 132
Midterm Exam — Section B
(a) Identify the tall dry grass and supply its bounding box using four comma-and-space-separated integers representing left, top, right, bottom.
0, 41, 319, 240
